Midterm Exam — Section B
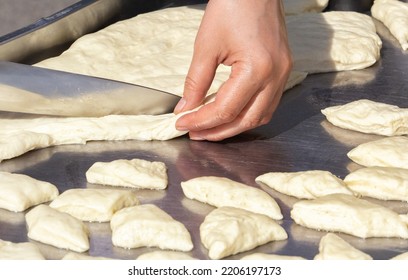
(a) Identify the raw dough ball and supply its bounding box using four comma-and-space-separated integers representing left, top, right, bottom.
200, 207, 287, 260
86, 158, 168, 189
49, 188, 140, 222
256, 170, 353, 199
181, 176, 283, 220
111, 204, 193, 252
136, 250, 197, 260
0, 239, 45, 260
241, 253, 306, 260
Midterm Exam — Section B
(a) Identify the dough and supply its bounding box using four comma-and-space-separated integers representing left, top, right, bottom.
200, 206, 287, 260
372, 0, 408, 50
136, 250, 197, 260
314, 233, 372, 260
390, 252, 408, 260
181, 176, 283, 220
321, 99, 408, 136
62, 252, 114, 260
0, 171, 59, 212
255, 170, 353, 199
347, 136, 408, 169
344, 166, 408, 202
291, 194, 408, 238
0, 239, 45, 260
25, 204, 89, 253
49, 188, 140, 222
110, 204, 193, 251
86, 158, 168, 190
241, 253, 306, 260
283, 0, 329, 15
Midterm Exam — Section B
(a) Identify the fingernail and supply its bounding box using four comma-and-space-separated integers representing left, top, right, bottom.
174, 98, 186, 113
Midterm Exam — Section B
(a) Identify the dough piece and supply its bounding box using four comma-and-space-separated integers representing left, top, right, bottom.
49, 188, 140, 222
25, 204, 89, 253
344, 166, 408, 202
314, 233, 372, 260
321, 99, 408, 136
200, 207, 288, 260
241, 253, 306, 260
86, 158, 167, 190
111, 204, 193, 252
291, 194, 408, 239
255, 170, 353, 199
0, 239, 45, 260
62, 252, 114, 260
347, 136, 408, 169
372, 0, 408, 50
390, 252, 408, 260
136, 250, 197, 260
181, 176, 283, 220
0, 171, 59, 212
283, 0, 329, 15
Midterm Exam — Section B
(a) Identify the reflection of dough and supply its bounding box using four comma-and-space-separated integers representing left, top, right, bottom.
256, 170, 353, 199
110, 204, 193, 252
200, 207, 287, 260
241, 253, 306, 260
291, 194, 408, 239
0, 171, 59, 212
136, 250, 197, 260
344, 167, 408, 202
26, 204, 89, 253
321, 99, 408, 136
0, 239, 45, 260
181, 176, 283, 220
314, 233, 372, 260
347, 136, 408, 168
86, 158, 167, 190
49, 189, 140, 222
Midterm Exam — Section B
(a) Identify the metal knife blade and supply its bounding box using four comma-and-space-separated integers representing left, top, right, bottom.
0, 61, 180, 117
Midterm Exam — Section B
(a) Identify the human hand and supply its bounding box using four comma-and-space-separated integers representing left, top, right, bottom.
174, 0, 292, 141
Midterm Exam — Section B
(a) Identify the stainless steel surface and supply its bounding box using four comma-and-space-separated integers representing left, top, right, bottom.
0, 61, 180, 116
0, 3, 408, 260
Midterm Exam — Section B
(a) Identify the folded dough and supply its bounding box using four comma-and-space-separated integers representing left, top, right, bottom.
291, 194, 408, 239
200, 207, 287, 260
314, 233, 372, 260
344, 166, 408, 202
256, 170, 353, 199
321, 99, 408, 136
86, 158, 168, 189
347, 136, 408, 168
241, 253, 306, 260
49, 188, 140, 222
0, 171, 59, 212
110, 204, 193, 252
25, 204, 89, 253
0, 239, 45, 260
136, 250, 197, 260
181, 176, 283, 220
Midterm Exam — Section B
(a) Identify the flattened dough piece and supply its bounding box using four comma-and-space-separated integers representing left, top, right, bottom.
49, 188, 140, 222
111, 204, 193, 251
291, 194, 408, 238
0, 239, 45, 260
314, 233, 372, 260
347, 136, 408, 168
256, 170, 353, 199
136, 250, 197, 260
321, 99, 408, 136
181, 176, 283, 220
26, 204, 89, 253
241, 253, 306, 260
86, 158, 167, 189
0, 171, 59, 212
344, 166, 408, 202
372, 0, 408, 50
200, 207, 287, 260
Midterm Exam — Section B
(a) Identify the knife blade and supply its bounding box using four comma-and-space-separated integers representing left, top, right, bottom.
0, 61, 180, 117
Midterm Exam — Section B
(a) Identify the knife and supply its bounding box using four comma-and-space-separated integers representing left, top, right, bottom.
0, 61, 180, 117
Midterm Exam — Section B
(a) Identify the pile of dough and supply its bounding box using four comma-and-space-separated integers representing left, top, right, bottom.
321, 99, 408, 136
0, 239, 45, 260
314, 233, 372, 260
344, 166, 408, 202
283, 0, 328, 15
372, 0, 408, 50
86, 158, 168, 189
181, 176, 283, 220
291, 194, 408, 238
347, 136, 408, 169
49, 188, 140, 222
241, 253, 306, 260
110, 204, 193, 251
136, 250, 197, 260
255, 170, 353, 199
25, 204, 89, 253
0, 171, 59, 212
200, 207, 288, 260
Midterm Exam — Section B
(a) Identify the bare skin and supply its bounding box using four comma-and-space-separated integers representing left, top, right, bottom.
174, 0, 292, 141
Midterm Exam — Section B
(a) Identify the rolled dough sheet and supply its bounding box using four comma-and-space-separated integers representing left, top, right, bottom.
0, 239, 45, 260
